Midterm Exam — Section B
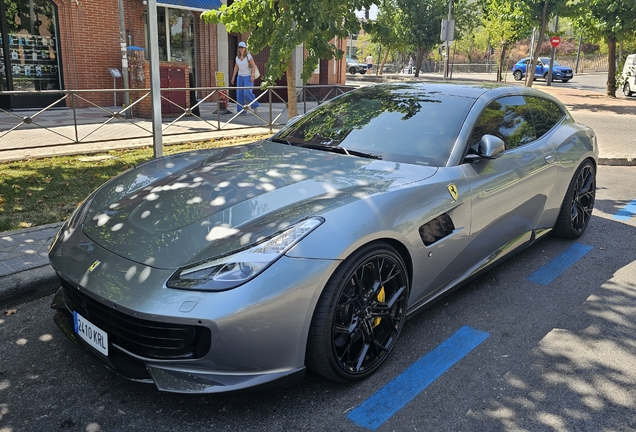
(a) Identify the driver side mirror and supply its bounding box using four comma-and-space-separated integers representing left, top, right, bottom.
478, 134, 505, 158
464, 134, 505, 162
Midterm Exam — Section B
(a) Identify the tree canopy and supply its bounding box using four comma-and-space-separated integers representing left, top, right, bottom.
201, 0, 374, 116
572, 0, 636, 96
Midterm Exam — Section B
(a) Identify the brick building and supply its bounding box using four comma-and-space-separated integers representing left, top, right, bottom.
0, 0, 346, 111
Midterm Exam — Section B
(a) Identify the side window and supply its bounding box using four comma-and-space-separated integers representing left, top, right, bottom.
469, 96, 536, 150
525, 96, 565, 139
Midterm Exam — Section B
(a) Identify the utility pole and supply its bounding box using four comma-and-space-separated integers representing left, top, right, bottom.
547, 16, 559, 86
117, 0, 132, 118
441, 0, 454, 81
445, 0, 453, 80
147, 0, 163, 157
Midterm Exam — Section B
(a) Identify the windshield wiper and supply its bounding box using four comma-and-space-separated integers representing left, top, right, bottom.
270, 137, 291, 145
271, 137, 382, 160
294, 142, 382, 160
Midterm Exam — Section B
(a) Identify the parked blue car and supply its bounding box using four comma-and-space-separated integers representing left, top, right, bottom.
512, 57, 573, 82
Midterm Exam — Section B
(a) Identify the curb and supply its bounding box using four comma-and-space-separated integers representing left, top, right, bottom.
0, 265, 58, 309
598, 157, 636, 166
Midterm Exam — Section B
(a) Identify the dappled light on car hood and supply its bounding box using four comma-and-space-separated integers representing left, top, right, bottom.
82, 141, 437, 269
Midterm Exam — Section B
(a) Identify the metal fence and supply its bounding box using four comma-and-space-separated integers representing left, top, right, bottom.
0, 84, 355, 161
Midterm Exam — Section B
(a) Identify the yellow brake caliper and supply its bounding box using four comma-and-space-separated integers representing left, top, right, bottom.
372, 287, 385, 328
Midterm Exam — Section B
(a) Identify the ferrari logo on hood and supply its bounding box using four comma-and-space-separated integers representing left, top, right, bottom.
447, 184, 459, 201
88, 260, 101, 273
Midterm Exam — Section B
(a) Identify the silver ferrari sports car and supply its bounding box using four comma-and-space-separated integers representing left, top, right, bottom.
50, 83, 597, 393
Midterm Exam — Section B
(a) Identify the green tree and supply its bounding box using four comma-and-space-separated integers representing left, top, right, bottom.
480, 0, 533, 81
394, 0, 448, 77
365, 0, 410, 74
521, 0, 577, 87
201, 0, 374, 117
572, 0, 636, 97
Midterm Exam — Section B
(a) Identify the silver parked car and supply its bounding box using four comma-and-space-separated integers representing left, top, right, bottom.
347, 58, 367, 74
50, 83, 597, 393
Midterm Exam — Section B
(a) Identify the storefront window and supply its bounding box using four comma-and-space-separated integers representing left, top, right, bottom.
168, 9, 194, 65
146, 7, 196, 71
1, 0, 62, 92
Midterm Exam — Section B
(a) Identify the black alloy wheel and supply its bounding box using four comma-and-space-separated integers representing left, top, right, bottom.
554, 160, 596, 239
306, 243, 409, 382
513, 70, 523, 81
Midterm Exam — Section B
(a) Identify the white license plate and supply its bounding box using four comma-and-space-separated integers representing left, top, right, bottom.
74, 311, 108, 356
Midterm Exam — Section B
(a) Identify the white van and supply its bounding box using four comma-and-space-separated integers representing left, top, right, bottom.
622, 54, 636, 97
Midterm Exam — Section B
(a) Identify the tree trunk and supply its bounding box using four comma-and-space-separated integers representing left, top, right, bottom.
414, 48, 423, 77
498, 44, 508, 82
606, 36, 617, 97
526, 0, 549, 88
379, 50, 390, 75
286, 55, 297, 118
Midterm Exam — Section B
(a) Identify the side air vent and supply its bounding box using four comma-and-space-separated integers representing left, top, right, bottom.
419, 214, 455, 246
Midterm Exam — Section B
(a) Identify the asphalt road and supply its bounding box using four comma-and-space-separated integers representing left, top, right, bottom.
517, 72, 608, 93
1, 165, 635, 431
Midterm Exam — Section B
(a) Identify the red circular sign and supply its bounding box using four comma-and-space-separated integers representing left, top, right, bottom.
550, 36, 561, 47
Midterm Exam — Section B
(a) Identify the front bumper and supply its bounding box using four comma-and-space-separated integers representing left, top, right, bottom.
49, 228, 338, 393
51, 290, 305, 392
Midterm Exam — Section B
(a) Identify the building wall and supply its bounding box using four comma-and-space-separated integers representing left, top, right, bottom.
52, 0, 218, 108
306, 37, 347, 86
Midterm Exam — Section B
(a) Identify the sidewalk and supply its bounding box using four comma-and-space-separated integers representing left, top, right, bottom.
2, 73, 636, 308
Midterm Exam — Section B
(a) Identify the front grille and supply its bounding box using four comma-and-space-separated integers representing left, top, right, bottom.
59, 278, 211, 360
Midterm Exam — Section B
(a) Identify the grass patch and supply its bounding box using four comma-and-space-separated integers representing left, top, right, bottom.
0, 133, 271, 232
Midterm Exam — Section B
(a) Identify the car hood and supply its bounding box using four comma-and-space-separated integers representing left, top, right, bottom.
83, 141, 437, 269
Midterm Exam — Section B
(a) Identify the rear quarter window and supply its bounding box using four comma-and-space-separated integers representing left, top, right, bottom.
525, 96, 565, 138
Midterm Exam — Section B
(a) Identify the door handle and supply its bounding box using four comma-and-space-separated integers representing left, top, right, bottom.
544, 155, 555, 164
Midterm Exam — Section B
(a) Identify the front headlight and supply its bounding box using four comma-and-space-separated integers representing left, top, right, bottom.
167, 218, 324, 291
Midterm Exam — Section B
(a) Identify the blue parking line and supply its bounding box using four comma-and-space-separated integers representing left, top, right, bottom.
613, 199, 636, 221
347, 326, 489, 430
528, 243, 593, 285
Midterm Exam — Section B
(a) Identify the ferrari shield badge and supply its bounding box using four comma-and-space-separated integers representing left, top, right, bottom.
447, 184, 459, 201
88, 260, 101, 273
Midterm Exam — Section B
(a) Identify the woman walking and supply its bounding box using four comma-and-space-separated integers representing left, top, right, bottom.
230, 41, 260, 114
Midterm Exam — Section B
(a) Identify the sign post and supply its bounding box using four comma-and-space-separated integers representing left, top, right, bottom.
108, 68, 122, 107
214, 71, 231, 114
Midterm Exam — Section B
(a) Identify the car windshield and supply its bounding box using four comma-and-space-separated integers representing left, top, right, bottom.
273, 85, 475, 167
538, 58, 561, 66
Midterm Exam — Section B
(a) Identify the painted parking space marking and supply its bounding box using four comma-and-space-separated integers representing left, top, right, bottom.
528, 242, 593, 286
347, 326, 489, 430
613, 199, 636, 221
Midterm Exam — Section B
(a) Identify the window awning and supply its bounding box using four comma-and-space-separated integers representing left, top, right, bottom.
156, 0, 222, 12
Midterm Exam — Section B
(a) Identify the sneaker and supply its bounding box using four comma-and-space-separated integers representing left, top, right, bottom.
252, 107, 258, 114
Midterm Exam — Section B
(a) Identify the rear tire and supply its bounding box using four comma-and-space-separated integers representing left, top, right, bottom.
624, 82, 634, 97
553, 160, 596, 239
306, 243, 409, 382
349, 67, 357, 75
513, 70, 523, 81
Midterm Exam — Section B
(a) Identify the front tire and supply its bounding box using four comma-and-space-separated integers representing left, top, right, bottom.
553, 160, 596, 239
306, 243, 409, 382
562, 79, 570, 83
513, 70, 523, 81
624, 82, 634, 97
